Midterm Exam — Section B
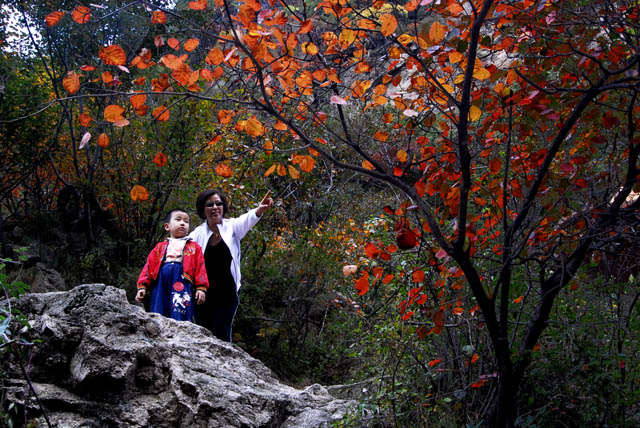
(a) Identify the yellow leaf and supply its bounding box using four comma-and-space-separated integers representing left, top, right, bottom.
469, 105, 482, 122
339, 29, 356, 47
473, 67, 491, 80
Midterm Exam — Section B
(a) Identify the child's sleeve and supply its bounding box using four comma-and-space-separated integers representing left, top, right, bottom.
137, 243, 161, 289
193, 243, 209, 293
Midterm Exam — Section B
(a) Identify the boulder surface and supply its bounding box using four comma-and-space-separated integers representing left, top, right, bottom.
2, 284, 354, 427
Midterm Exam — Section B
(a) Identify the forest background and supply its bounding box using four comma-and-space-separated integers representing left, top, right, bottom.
1, 1, 639, 427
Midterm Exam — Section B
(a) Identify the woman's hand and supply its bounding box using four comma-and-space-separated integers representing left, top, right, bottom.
135, 288, 146, 302
256, 190, 274, 217
195, 290, 206, 304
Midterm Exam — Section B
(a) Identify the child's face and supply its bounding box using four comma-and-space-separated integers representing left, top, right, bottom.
164, 211, 190, 238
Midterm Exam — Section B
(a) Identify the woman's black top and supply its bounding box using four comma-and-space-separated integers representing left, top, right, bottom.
204, 238, 237, 305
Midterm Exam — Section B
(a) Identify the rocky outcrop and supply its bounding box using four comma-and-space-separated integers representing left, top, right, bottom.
2, 284, 355, 427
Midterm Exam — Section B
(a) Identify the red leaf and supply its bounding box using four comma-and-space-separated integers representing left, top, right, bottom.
364, 242, 380, 259
72, 6, 90, 24
355, 271, 369, 295
153, 152, 168, 167
45, 11, 64, 27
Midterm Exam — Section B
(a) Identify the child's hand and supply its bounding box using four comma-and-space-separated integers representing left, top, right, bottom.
135, 288, 146, 302
195, 290, 206, 304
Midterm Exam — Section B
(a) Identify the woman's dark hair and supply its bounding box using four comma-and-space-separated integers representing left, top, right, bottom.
196, 189, 229, 219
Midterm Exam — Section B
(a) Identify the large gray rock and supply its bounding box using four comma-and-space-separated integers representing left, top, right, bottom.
2, 284, 355, 427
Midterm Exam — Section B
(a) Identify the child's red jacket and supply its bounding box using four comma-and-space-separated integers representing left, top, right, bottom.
137, 240, 209, 294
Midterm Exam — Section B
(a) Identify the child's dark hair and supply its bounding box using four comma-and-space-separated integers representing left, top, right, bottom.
164, 208, 190, 223
196, 189, 229, 219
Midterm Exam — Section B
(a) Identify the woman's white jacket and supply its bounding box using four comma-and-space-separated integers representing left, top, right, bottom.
189, 208, 261, 292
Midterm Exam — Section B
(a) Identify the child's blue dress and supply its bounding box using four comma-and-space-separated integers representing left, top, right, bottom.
149, 261, 194, 321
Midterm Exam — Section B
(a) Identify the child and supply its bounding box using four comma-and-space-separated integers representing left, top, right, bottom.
136, 209, 208, 321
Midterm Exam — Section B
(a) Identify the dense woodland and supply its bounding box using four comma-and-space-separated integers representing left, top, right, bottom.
1, 1, 640, 427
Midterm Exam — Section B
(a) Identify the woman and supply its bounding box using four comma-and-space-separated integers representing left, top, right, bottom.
189, 189, 273, 342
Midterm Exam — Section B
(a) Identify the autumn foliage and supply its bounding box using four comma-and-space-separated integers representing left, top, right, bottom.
4, 0, 640, 426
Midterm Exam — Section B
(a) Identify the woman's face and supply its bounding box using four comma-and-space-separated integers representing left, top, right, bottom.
205, 194, 224, 225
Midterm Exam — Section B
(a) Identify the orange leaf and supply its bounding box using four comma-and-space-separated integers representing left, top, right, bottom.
362, 160, 375, 170
288, 165, 300, 179
99, 45, 127, 66
264, 164, 276, 177
470, 353, 479, 364
428, 21, 446, 44
160, 54, 184, 70
428, 359, 441, 367
215, 163, 233, 178
167, 37, 180, 50
153, 152, 168, 167
379, 14, 398, 37
45, 11, 64, 27
245, 117, 265, 137
205, 47, 224, 65
412, 269, 425, 283
130, 92, 147, 109
130, 185, 149, 202
373, 131, 388, 141
184, 38, 200, 52
397, 149, 408, 163
188, 0, 207, 10
62, 71, 80, 94
101, 71, 114, 84
274, 121, 288, 131
97, 133, 109, 148
295, 155, 315, 172
72, 6, 91, 24
298, 19, 313, 35
78, 113, 92, 127
151, 10, 167, 24
104, 104, 125, 122
152, 105, 170, 121
217, 109, 233, 124
513, 296, 524, 304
